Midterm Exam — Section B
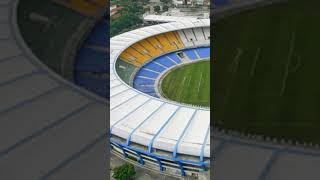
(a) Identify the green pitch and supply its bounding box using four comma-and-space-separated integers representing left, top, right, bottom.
161, 60, 210, 107
213, 0, 320, 144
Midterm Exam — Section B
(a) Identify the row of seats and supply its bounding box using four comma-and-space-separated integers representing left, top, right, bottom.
184, 49, 198, 60
85, 19, 108, 47
119, 31, 185, 67
74, 17, 108, 98
133, 47, 210, 98
119, 31, 188, 67
176, 47, 210, 61
120, 28, 209, 67
177, 27, 210, 48
197, 47, 210, 59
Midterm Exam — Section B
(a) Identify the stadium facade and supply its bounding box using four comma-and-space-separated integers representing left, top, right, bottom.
110, 19, 210, 178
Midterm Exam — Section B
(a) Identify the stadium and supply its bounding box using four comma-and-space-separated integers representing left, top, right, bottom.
110, 19, 210, 178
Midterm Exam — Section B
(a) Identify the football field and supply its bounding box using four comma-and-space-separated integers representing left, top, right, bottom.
213, 0, 320, 144
161, 60, 210, 107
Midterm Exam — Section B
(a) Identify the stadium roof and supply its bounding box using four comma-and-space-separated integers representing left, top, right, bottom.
143, 14, 200, 22
110, 19, 210, 158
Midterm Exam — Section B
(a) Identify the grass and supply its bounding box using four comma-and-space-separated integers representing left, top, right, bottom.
213, 0, 320, 144
161, 60, 210, 107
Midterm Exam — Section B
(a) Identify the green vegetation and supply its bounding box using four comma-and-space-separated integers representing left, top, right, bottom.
110, 0, 145, 36
160, 0, 173, 5
121, 2, 145, 15
154, 5, 161, 13
111, 13, 143, 37
163, 5, 169, 11
213, 0, 320, 144
161, 60, 210, 107
112, 163, 136, 180
112, 0, 146, 12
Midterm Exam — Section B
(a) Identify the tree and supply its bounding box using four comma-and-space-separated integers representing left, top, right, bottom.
160, 0, 172, 5
120, 1, 144, 14
111, 13, 143, 36
163, 5, 169, 11
154, 5, 160, 13
112, 163, 136, 180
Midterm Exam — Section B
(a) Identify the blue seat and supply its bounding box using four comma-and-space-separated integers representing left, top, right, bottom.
134, 86, 156, 93
154, 56, 175, 68
74, 18, 109, 99
134, 77, 155, 85
137, 69, 159, 79
143, 61, 166, 73
196, 47, 210, 59
85, 19, 108, 46
75, 47, 107, 73
184, 49, 198, 60
166, 53, 182, 64
135, 85, 158, 97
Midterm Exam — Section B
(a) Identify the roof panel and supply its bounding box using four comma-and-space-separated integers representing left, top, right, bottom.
110, 85, 128, 97
121, 100, 163, 129
139, 103, 178, 136
110, 90, 137, 109
111, 95, 149, 126
181, 110, 210, 144
158, 107, 196, 141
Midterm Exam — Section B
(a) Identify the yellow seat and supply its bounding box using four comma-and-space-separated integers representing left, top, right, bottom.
155, 34, 174, 52
140, 39, 162, 57
165, 32, 184, 49
131, 43, 151, 57
118, 31, 187, 67
173, 31, 185, 48
120, 52, 140, 66
126, 48, 149, 63
147, 36, 164, 52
